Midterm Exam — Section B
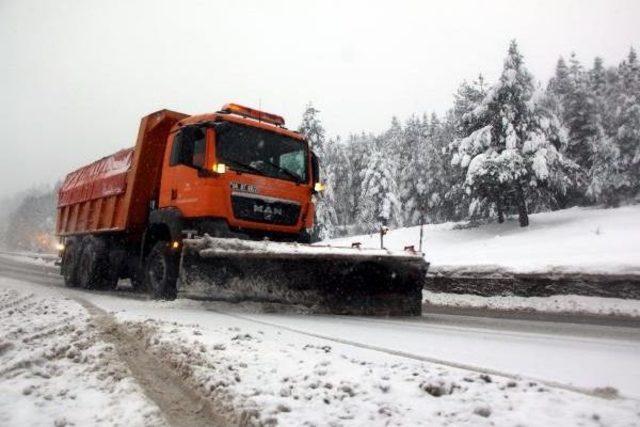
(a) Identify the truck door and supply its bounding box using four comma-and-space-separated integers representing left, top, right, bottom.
162, 126, 207, 214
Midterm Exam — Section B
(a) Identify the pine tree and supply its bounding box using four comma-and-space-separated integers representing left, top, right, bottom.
590, 57, 608, 98
548, 57, 571, 99
326, 136, 354, 227
451, 40, 570, 226
397, 115, 424, 225
586, 128, 624, 206
298, 103, 338, 240
613, 48, 640, 196
429, 113, 462, 222
344, 132, 375, 226
444, 78, 488, 219
357, 149, 402, 229
564, 53, 601, 173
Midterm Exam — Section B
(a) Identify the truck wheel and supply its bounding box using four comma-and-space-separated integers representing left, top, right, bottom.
145, 241, 178, 300
62, 241, 80, 287
78, 236, 111, 290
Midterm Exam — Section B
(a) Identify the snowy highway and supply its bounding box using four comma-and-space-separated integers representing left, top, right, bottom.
1, 254, 640, 425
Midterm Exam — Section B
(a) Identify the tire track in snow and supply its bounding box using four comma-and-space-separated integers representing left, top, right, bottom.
0, 291, 35, 311
71, 297, 230, 427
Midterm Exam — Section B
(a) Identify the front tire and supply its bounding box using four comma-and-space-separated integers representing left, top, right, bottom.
145, 241, 179, 300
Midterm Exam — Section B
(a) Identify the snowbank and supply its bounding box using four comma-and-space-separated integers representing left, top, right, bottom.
423, 290, 640, 318
0, 280, 165, 427
328, 205, 640, 275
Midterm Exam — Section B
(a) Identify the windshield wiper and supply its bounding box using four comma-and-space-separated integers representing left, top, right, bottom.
224, 159, 265, 176
260, 159, 303, 183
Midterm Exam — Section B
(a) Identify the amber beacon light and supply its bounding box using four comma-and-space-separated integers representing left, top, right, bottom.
221, 103, 285, 126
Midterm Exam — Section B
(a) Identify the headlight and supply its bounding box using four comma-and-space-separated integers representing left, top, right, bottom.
212, 163, 226, 174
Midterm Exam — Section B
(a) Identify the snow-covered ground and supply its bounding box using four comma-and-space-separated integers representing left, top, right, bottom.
0, 281, 166, 426
328, 205, 640, 275
423, 290, 640, 318
129, 307, 640, 426
2, 277, 639, 426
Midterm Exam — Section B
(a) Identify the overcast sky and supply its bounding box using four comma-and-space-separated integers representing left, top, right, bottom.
0, 0, 638, 197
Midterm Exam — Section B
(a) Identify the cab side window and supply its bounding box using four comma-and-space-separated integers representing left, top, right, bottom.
170, 127, 205, 168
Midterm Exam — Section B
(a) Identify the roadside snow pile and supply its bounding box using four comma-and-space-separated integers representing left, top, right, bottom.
123, 311, 640, 426
423, 290, 640, 318
328, 205, 640, 275
0, 283, 165, 427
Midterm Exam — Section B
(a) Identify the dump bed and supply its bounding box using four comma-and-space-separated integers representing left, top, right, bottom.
56, 109, 187, 238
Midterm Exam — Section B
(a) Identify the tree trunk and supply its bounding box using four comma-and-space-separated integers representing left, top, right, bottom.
516, 185, 529, 227
496, 196, 505, 224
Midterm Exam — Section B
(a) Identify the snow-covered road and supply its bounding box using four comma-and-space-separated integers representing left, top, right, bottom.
1, 254, 639, 425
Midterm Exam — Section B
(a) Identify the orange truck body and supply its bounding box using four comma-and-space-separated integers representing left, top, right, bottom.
56, 107, 316, 242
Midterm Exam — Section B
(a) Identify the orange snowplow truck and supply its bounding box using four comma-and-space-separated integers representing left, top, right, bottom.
56, 103, 427, 315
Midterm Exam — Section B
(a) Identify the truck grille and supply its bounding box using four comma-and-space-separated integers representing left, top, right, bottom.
231, 194, 301, 226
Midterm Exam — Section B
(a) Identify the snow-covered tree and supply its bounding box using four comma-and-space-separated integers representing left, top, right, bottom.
405, 113, 453, 225
298, 103, 338, 240
397, 115, 424, 225
613, 48, 640, 197
357, 149, 402, 229
563, 54, 602, 173
451, 40, 570, 226
586, 128, 624, 206
343, 132, 375, 225
326, 136, 354, 226
445, 77, 489, 219
548, 57, 571, 101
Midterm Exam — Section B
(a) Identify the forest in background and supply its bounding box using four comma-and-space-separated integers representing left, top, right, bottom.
2, 40, 639, 249
302, 41, 640, 239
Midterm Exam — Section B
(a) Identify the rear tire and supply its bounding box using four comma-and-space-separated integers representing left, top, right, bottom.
77, 236, 111, 289
61, 240, 80, 287
145, 241, 178, 300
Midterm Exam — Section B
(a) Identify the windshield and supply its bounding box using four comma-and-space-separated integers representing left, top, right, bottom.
215, 122, 308, 183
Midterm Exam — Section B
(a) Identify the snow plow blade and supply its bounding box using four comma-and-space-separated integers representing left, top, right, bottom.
178, 237, 429, 316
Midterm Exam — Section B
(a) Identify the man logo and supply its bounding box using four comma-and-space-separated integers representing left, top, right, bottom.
253, 204, 283, 220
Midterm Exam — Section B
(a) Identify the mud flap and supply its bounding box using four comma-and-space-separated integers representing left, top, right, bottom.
178, 237, 429, 316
